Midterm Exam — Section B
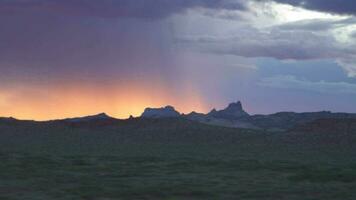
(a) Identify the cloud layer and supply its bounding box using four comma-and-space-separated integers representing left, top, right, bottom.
273, 0, 356, 15
0, 0, 245, 19
259, 75, 356, 95
3, 0, 355, 18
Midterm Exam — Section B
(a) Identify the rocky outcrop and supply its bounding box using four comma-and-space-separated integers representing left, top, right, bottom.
208, 101, 250, 120
141, 106, 180, 118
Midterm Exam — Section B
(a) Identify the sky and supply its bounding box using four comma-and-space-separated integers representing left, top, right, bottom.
0, 0, 356, 120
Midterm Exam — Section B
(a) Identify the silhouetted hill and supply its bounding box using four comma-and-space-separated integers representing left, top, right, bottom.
62, 113, 113, 122
245, 111, 356, 131
0, 116, 262, 152
2, 100, 356, 133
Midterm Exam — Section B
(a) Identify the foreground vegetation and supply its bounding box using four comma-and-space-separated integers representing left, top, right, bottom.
0, 118, 355, 199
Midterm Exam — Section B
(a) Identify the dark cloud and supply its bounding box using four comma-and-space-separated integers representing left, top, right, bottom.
272, 0, 356, 15
177, 30, 340, 60
352, 31, 356, 38
0, 0, 245, 19
0, 10, 181, 87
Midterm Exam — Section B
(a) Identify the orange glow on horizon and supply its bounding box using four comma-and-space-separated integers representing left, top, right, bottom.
0, 81, 209, 121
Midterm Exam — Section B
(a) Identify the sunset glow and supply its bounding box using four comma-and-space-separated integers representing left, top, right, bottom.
0, 81, 208, 120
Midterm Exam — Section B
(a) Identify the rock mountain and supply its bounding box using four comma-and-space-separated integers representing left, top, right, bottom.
140, 101, 356, 131
207, 101, 249, 120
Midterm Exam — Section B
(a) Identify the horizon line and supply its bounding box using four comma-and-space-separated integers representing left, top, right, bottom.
0, 101, 347, 122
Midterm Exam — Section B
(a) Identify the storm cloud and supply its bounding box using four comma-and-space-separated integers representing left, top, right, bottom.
174, 1, 356, 77
177, 30, 340, 60
0, 0, 246, 19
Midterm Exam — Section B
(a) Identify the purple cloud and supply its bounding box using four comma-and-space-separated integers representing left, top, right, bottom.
0, 0, 245, 19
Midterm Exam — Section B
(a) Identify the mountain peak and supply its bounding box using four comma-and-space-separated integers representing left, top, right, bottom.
208, 108, 217, 114
226, 101, 243, 111
95, 113, 110, 118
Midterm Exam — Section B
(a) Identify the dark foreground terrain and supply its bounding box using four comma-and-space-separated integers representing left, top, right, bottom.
0, 117, 356, 199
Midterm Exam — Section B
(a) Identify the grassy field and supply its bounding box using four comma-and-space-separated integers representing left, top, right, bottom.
1, 144, 356, 200
0, 119, 355, 199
